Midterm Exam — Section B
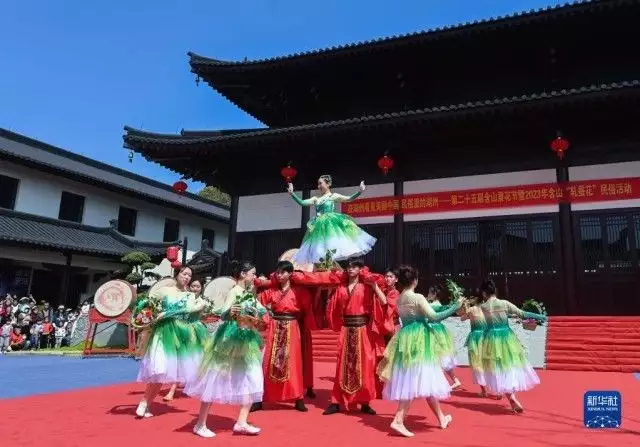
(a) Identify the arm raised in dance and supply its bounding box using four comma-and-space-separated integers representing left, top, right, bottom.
416, 293, 462, 322
287, 183, 317, 206
502, 299, 547, 322
331, 181, 366, 202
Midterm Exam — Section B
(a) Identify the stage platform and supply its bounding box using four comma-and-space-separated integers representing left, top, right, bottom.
0, 356, 638, 446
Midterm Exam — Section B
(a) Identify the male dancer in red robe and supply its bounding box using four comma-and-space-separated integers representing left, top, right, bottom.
251, 260, 318, 412
323, 258, 393, 415
380, 268, 400, 344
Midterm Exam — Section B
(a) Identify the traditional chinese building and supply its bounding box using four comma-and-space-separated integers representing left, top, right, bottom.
0, 129, 229, 306
124, 0, 640, 315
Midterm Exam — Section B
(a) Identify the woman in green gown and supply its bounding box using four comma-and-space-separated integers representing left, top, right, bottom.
288, 174, 376, 264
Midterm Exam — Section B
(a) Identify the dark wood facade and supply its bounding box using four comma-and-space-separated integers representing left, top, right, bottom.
123, 0, 640, 315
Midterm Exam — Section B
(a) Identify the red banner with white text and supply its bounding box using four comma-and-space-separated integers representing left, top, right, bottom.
342, 177, 640, 218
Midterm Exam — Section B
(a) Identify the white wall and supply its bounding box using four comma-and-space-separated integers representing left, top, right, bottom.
235, 165, 640, 233
403, 169, 559, 222
325, 183, 394, 225
1, 247, 123, 271
237, 183, 395, 232
0, 160, 228, 251
0, 133, 229, 220
238, 192, 302, 232
570, 161, 640, 211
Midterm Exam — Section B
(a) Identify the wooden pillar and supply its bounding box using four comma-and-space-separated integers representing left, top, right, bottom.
27, 267, 34, 295
58, 253, 72, 307
393, 178, 404, 265
227, 195, 239, 259
301, 190, 311, 236
556, 161, 578, 315
181, 236, 189, 266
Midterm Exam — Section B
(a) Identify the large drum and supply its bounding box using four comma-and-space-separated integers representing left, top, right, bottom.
94, 280, 135, 317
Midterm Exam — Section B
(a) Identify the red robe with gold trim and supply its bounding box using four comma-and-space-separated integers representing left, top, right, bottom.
326, 280, 393, 408
259, 286, 317, 402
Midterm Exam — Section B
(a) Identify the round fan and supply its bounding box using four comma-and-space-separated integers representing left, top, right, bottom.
148, 277, 177, 298
203, 276, 236, 311
279, 248, 314, 272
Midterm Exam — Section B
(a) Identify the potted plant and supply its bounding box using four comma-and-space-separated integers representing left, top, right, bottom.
313, 249, 340, 272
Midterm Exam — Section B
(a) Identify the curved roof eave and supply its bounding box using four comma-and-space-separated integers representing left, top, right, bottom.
187, 0, 609, 70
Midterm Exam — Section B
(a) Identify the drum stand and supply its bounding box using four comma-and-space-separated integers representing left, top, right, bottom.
82, 308, 136, 357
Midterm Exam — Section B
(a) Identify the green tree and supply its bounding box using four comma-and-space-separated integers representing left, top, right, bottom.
121, 251, 161, 287
198, 185, 231, 206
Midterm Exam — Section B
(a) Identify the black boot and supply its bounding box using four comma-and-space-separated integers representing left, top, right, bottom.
295, 399, 308, 412
249, 402, 263, 412
306, 388, 316, 399
361, 404, 376, 415
323, 403, 340, 415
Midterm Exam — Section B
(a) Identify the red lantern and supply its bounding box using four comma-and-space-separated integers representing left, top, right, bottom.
281, 163, 298, 183
378, 154, 394, 175
170, 260, 182, 270
172, 179, 188, 194
550, 136, 570, 160
166, 246, 179, 262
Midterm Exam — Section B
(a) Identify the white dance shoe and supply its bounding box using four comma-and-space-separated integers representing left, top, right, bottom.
233, 422, 261, 435
193, 424, 216, 438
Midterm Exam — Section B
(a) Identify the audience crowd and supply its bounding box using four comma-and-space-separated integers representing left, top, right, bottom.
0, 294, 90, 353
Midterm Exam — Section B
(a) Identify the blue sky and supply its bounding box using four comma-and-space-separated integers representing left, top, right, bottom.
0, 0, 565, 189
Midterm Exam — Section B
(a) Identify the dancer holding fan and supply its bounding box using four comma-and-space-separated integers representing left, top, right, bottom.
185, 261, 268, 438
163, 278, 205, 402
288, 175, 376, 264
135, 267, 208, 419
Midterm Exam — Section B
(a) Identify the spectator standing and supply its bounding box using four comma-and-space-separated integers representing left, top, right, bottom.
41, 318, 54, 349
1, 319, 12, 353
30, 320, 43, 350
54, 319, 67, 348
80, 301, 90, 315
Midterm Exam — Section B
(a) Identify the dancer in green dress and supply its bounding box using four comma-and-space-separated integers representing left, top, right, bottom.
427, 285, 462, 390
135, 267, 208, 418
163, 278, 205, 402
478, 279, 546, 413
377, 265, 463, 437
288, 174, 376, 264
459, 296, 489, 397
186, 261, 268, 438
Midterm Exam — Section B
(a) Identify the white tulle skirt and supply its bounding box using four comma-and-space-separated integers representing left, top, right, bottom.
440, 354, 457, 372
382, 363, 452, 402
137, 337, 202, 384
293, 226, 376, 264
471, 369, 487, 386
484, 365, 540, 394
184, 363, 264, 405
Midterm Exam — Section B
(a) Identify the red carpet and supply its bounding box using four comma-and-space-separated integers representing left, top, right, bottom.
546, 317, 640, 373
1, 363, 638, 446
313, 329, 339, 362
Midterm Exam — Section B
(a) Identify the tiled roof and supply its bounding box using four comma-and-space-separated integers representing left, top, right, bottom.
124, 80, 640, 147
188, 0, 612, 68
0, 209, 169, 258
0, 129, 230, 214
